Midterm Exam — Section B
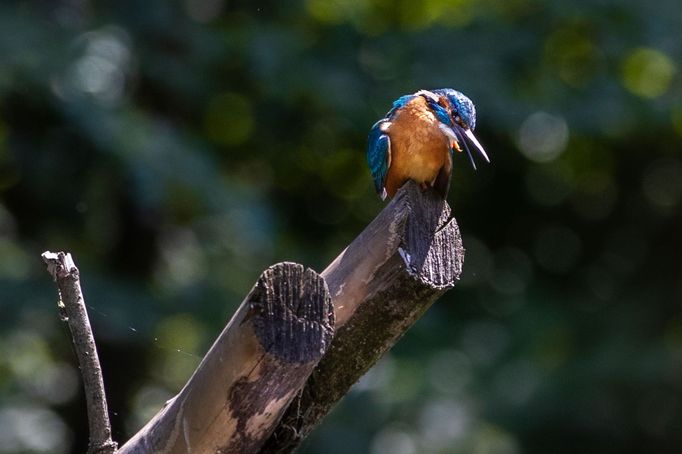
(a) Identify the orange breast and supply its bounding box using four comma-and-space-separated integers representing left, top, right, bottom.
384, 97, 451, 197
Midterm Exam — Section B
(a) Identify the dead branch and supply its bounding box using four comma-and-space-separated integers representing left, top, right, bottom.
118, 262, 334, 453
44, 179, 463, 454
261, 181, 464, 453
41, 251, 117, 454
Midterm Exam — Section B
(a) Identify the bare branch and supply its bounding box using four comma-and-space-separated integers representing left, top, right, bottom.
261, 181, 464, 453
118, 262, 334, 454
41, 251, 117, 454
44, 180, 462, 453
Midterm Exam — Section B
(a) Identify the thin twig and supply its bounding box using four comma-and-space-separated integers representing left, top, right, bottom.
42, 251, 117, 454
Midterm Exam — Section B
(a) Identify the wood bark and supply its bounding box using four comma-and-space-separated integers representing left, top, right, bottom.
261, 181, 464, 453
41, 251, 117, 454
117, 262, 334, 454
44, 180, 463, 453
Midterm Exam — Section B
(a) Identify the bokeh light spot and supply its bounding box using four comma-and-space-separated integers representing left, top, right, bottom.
354, 355, 395, 393
402, 0, 474, 29
460, 321, 509, 367
384, 358, 423, 403
27, 362, 79, 405
428, 350, 472, 396
419, 399, 471, 450
306, 0, 365, 24
642, 158, 682, 211
470, 424, 519, 454
494, 360, 541, 406
185, 0, 224, 22
129, 385, 174, 434
371, 426, 417, 454
68, 26, 132, 105
664, 315, 682, 360
155, 314, 204, 355
621, 47, 676, 98
0, 238, 30, 280
6, 331, 53, 382
153, 314, 204, 387
0, 406, 70, 453
545, 25, 598, 87
671, 105, 682, 136
156, 226, 207, 290
517, 112, 569, 163
204, 92, 254, 146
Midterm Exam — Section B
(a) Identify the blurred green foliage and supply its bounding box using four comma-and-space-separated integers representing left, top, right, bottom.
1, 0, 681, 452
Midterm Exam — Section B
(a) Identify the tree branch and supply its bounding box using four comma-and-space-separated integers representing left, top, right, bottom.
41, 251, 117, 454
44, 180, 463, 453
261, 181, 464, 453
118, 262, 334, 453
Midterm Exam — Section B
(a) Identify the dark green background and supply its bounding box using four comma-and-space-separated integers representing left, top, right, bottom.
1, 1, 681, 453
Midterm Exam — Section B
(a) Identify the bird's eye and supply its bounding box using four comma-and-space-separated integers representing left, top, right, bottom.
454, 115, 462, 124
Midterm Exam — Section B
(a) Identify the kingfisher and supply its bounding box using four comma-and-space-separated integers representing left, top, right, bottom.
367, 88, 489, 200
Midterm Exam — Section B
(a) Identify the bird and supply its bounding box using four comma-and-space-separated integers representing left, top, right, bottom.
367, 88, 489, 200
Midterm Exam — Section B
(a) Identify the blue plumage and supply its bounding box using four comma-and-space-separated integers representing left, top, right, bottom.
367, 120, 391, 199
366, 88, 489, 200
392, 94, 416, 110
432, 88, 477, 130
427, 101, 452, 128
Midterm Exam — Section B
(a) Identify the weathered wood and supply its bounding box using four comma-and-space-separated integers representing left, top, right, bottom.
261, 181, 464, 453
41, 251, 118, 454
118, 262, 334, 454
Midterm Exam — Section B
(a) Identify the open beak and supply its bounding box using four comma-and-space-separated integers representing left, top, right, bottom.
439, 122, 490, 170
451, 124, 490, 170
463, 129, 490, 163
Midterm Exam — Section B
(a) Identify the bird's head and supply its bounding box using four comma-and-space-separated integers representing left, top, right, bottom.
433, 88, 476, 130
418, 88, 490, 169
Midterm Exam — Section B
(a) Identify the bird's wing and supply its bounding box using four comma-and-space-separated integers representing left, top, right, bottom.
367, 120, 392, 200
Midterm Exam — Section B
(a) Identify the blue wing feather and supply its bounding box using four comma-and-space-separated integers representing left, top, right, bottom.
427, 100, 452, 126
383, 94, 416, 119
367, 120, 391, 199
392, 94, 415, 110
